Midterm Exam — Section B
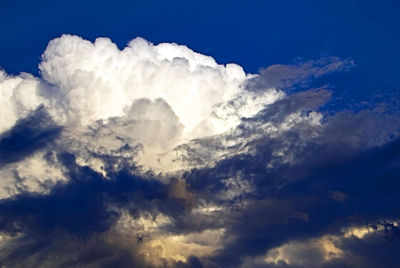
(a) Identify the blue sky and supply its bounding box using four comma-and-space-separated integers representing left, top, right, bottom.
1, 1, 400, 267
1, 0, 399, 105
1, 1, 398, 71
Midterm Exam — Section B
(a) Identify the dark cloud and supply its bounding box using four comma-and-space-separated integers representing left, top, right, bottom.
0, 105, 61, 167
0, 56, 399, 268
254, 221, 400, 268
176, 92, 400, 267
1, 96, 400, 267
0, 151, 179, 237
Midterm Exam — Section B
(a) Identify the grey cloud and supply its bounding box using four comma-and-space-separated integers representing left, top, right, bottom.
0, 105, 62, 167
244, 57, 355, 92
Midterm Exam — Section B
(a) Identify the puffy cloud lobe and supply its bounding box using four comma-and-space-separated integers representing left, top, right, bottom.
39, 35, 250, 138
0, 70, 46, 133
0, 35, 400, 267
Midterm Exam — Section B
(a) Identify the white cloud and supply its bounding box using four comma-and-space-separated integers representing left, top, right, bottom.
0, 151, 66, 198
38, 34, 255, 138
0, 70, 46, 133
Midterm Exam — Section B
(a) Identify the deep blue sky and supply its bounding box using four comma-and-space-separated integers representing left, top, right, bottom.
1, 0, 399, 98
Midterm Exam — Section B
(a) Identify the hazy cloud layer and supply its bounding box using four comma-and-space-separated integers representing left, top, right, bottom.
0, 35, 399, 267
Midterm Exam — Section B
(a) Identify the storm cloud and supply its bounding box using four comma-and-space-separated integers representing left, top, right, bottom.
0, 35, 399, 267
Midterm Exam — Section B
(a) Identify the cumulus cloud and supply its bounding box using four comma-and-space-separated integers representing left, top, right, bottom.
0, 35, 399, 267
38, 35, 250, 136
0, 70, 46, 133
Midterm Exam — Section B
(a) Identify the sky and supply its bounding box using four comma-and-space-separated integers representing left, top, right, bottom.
0, 0, 400, 267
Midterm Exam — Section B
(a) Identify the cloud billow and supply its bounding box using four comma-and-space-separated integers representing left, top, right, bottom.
0, 35, 399, 267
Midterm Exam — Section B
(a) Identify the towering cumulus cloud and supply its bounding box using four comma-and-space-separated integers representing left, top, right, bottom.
39, 35, 250, 134
0, 35, 399, 267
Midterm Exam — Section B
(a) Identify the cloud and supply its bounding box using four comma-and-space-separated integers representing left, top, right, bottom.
240, 220, 400, 268
38, 35, 250, 138
0, 35, 399, 267
0, 105, 61, 167
244, 57, 355, 92
0, 70, 46, 133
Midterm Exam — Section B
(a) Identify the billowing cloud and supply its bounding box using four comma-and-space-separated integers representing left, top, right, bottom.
0, 35, 399, 267
38, 35, 252, 136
